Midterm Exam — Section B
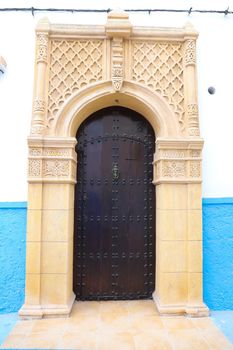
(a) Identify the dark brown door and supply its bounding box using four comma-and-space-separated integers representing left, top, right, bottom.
73, 107, 155, 300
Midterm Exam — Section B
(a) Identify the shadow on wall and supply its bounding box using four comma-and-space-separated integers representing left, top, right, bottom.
0, 203, 26, 314
0, 199, 233, 313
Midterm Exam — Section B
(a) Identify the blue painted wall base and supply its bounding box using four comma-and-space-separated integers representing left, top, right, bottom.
203, 198, 233, 310
0, 199, 233, 313
0, 203, 26, 313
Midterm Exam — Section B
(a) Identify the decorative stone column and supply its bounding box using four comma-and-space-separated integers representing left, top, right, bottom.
20, 137, 77, 318
153, 138, 209, 316
31, 18, 50, 136
184, 23, 200, 137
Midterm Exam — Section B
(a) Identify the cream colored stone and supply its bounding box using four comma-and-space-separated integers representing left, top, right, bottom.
41, 242, 68, 274
157, 209, 187, 240
188, 209, 202, 240
27, 183, 43, 209
160, 241, 187, 272
26, 242, 41, 274
157, 272, 187, 304
167, 329, 210, 350
27, 209, 42, 242
41, 274, 67, 305
187, 272, 203, 303
156, 184, 187, 210
42, 183, 74, 209
25, 274, 41, 305
41, 209, 72, 241
5, 300, 231, 350
188, 241, 202, 272
188, 183, 202, 209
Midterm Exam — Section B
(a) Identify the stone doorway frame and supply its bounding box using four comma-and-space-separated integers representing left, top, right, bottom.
20, 10, 209, 318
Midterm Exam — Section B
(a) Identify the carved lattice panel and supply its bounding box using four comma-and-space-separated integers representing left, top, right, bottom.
47, 40, 104, 125
132, 41, 184, 132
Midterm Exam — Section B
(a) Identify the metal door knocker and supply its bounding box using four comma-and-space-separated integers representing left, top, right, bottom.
112, 163, 120, 180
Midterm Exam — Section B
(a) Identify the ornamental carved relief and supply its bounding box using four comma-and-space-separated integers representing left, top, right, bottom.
36, 33, 49, 63
47, 40, 104, 125
43, 160, 69, 177
33, 98, 46, 113
132, 42, 185, 132
31, 13, 200, 137
28, 143, 77, 183
153, 140, 203, 183
184, 40, 196, 66
162, 161, 186, 178
112, 38, 124, 91
28, 159, 41, 177
189, 161, 201, 177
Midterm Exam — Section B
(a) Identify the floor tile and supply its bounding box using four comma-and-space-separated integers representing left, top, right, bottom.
133, 330, 172, 350
162, 316, 194, 330
100, 312, 131, 332
24, 332, 61, 349
31, 317, 68, 333
201, 328, 233, 350
65, 313, 101, 332
97, 331, 135, 350
59, 330, 97, 350
129, 314, 164, 332
100, 300, 129, 314
126, 300, 158, 316
1, 334, 28, 349
167, 329, 210, 350
71, 300, 101, 315
1, 301, 233, 350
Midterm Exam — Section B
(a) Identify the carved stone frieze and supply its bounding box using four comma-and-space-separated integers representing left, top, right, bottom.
132, 41, 185, 132
43, 148, 70, 157
162, 161, 186, 178
153, 139, 203, 184
31, 15, 200, 137
43, 160, 69, 177
28, 140, 77, 183
189, 161, 201, 177
28, 159, 42, 177
31, 125, 46, 135
112, 38, 124, 91
47, 39, 103, 124
184, 39, 196, 66
33, 98, 46, 113
36, 33, 49, 63
187, 103, 199, 136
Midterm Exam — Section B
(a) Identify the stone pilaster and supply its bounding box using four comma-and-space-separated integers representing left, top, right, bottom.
184, 24, 200, 137
31, 18, 50, 136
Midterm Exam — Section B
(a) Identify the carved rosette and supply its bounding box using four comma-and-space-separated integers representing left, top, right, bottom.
112, 38, 124, 91
153, 140, 203, 184
28, 139, 77, 183
184, 39, 196, 66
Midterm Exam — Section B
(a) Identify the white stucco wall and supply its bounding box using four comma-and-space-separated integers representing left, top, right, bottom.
0, 0, 233, 200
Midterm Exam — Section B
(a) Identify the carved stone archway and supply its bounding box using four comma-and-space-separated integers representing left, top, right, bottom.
20, 10, 209, 318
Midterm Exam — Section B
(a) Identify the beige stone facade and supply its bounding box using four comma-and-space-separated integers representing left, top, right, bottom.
20, 10, 209, 318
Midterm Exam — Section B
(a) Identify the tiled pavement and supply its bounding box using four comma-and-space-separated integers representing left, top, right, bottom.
1, 300, 233, 350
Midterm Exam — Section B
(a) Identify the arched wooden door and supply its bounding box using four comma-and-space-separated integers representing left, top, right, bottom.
73, 107, 155, 300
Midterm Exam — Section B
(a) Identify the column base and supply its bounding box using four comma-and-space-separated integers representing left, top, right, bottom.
153, 292, 209, 317
19, 292, 76, 319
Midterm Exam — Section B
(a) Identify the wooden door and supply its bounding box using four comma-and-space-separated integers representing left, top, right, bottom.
73, 107, 155, 300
